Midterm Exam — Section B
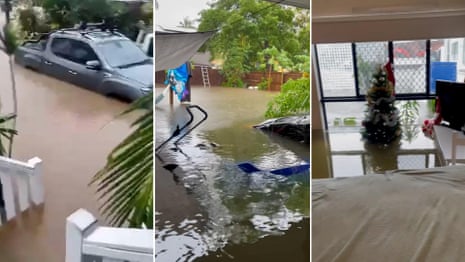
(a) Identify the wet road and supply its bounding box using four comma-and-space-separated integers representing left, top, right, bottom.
0, 51, 134, 261
155, 86, 310, 261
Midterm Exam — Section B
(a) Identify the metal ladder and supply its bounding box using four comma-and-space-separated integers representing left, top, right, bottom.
201, 66, 211, 88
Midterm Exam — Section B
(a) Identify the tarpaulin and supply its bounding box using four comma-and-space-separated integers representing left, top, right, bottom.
155, 29, 215, 71
164, 63, 189, 102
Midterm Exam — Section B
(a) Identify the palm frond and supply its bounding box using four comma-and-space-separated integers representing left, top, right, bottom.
0, 24, 18, 55
91, 93, 153, 228
0, 114, 17, 157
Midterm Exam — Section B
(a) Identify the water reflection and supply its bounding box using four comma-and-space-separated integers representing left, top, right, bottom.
155, 87, 309, 261
312, 128, 438, 179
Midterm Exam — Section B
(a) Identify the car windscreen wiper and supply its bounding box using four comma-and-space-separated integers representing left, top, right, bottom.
117, 58, 151, 69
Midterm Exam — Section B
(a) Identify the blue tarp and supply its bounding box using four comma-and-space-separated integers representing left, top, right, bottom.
430, 62, 457, 94
165, 63, 189, 102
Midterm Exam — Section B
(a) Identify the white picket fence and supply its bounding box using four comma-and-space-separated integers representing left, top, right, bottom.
0, 156, 44, 225
66, 209, 153, 262
0, 155, 153, 261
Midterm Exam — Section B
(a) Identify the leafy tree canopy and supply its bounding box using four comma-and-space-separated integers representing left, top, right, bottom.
198, 0, 309, 86
37, 0, 152, 39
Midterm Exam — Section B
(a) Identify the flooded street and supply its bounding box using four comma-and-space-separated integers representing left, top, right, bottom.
0, 52, 133, 261
155, 87, 310, 261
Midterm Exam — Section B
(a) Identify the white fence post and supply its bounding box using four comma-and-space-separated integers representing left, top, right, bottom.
66, 209, 97, 262
0, 172, 15, 221
66, 209, 153, 262
27, 157, 44, 205
0, 156, 44, 224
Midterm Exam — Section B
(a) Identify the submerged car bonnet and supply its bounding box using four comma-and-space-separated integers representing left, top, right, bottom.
117, 63, 153, 87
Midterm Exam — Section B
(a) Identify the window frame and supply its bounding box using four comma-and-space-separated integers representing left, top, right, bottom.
314, 40, 435, 129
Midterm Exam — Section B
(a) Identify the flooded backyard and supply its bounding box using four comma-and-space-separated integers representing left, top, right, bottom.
155, 86, 310, 261
0, 52, 133, 261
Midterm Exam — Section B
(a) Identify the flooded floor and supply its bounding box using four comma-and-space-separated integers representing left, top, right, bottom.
313, 98, 440, 179
155, 86, 310, 261
0, 53, 134, 261
312, 127, 439, 179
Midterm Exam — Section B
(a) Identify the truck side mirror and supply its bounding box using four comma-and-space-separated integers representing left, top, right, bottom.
86, 60, 101, 70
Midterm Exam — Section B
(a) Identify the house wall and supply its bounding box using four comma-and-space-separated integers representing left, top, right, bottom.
311, 61, 323, 130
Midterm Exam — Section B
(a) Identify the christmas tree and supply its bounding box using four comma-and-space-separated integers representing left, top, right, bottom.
361, 64, 401, 144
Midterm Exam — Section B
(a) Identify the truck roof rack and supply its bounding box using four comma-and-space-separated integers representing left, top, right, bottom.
57, 20, 124, 37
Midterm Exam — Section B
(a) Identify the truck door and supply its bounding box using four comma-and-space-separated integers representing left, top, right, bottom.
61, 39, 105, 91
45, 37, 104, 91
41, 37, 72, 80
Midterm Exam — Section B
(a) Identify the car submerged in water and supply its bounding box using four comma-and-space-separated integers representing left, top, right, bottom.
254, 114, 310, 144
15, 23, 153, 102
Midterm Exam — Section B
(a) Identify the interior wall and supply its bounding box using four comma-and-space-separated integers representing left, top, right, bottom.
313, 14, 465, 44
311, 65, 322, 130
312, 0, 465, 19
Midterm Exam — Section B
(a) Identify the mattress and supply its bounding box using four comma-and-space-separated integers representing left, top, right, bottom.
312, 166, 465, 262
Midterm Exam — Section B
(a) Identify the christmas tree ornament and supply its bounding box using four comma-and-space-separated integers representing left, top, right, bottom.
361, 62, 401, 144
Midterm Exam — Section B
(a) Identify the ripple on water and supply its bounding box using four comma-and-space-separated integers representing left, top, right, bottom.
156, 149, 309, 260
155, 89, 309, 260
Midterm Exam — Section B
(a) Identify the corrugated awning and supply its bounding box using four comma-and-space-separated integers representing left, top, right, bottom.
264, 0, 309, 9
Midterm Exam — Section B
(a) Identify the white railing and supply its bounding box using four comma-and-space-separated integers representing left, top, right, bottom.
0, 156, 44, 225
66, 209, 153, 262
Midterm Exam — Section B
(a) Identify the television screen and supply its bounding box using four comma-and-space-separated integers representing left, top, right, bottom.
436, 80, 465, 131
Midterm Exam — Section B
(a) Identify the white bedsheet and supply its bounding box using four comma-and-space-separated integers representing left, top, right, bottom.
313, 166, 465, 262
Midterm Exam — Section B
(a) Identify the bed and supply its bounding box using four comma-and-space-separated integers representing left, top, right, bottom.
312, 165, 465, 261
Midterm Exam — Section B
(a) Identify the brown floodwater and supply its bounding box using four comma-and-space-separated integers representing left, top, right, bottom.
0, 52, 134, 261
155, 86, 310, 261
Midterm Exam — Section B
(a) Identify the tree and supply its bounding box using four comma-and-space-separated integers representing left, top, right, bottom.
198, 0, 307, 86
294, 8, 310, 56
0, 4, 19, 158
40, 0, 151, 39
179, 16, 195, 29
265, 77, 309, 118
0, 0, 20, 222
90, 94, 153, 228
16, 5, 51, 38
361, 65, 401, 144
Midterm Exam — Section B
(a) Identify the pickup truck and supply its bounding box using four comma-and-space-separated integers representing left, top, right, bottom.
15, 26, 153, 102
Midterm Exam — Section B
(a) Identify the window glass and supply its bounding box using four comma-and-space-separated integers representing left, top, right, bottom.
97, 39, 148, 68
430, 38, 464, 92
355, 42, 389, 95
451, 42, 459, 61
70, 40, 98, 64
51, 38, 98, 65
147, 37, 153, 57
392, 40, 427, 94
316, 43, 356, 97
51, 38, 73, 59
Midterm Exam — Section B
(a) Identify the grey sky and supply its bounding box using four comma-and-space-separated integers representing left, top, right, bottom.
156, 0, 210, 28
